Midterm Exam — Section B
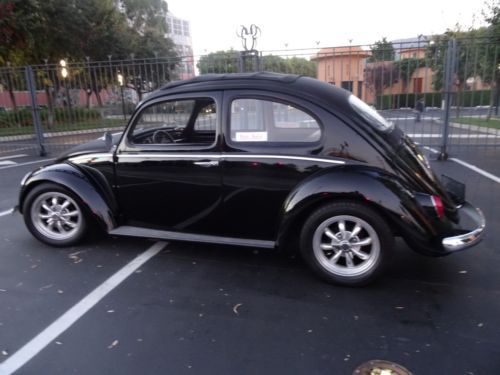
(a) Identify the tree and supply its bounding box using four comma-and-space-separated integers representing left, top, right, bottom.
121, 0, 168, 35
197, 50, 240, 74
483, 0, 500, 116
368, 38, 395, 62
284, 57, 317, 77
0, 0, 177, 64
197, 50, 317, 77
0, 0, 179, 110
426, 26, 496, 117
393, 57, 425, 89
364, 62, 397, 106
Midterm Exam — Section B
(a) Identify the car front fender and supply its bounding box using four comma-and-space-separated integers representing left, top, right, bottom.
276, 165, 435, 248
19, 162, 117, 231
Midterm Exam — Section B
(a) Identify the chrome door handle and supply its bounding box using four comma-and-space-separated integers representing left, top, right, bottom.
194, 161, 219, 167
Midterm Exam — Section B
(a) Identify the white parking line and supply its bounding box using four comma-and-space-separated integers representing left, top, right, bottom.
449, 158, 500, 184
408, 134, 499, 139
421, 146, 500, 184
0, 154, 28, 161
0, 208, 14, 217
0, 241, 167, 375
0, 158, 56, 171
0, 161, 17, 166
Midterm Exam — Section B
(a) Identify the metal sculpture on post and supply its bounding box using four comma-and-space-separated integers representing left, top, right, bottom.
236, 25, 261, 73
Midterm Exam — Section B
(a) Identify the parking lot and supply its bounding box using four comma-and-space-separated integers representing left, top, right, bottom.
1, 122, 500, 374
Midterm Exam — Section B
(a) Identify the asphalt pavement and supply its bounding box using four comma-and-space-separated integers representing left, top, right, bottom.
0, 150, 499, 374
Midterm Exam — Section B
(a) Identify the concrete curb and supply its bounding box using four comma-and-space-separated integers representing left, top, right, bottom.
0, 126, 124, 142
432, 119, 499, 135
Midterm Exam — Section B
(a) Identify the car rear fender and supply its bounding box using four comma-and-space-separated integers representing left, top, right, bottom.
277, 165, 433, 247
19, 162, 117, 231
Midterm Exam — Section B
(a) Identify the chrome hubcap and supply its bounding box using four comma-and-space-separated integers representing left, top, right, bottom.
312, 215, 380, 277
31, 192, 81, 241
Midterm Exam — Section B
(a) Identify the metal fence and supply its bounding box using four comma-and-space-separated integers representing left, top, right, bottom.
0, 37, 498, 156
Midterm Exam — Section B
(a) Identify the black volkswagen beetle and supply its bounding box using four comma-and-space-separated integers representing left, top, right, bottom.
18, 72, 485, 286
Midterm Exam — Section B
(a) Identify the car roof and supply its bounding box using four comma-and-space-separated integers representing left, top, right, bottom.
143, 72, 353, 116
161, 72, 302, 90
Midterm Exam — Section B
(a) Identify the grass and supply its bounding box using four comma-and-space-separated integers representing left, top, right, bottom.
0, 118, 125, 137
453, 116, 500, 130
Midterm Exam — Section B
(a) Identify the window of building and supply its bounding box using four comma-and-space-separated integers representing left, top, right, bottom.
341, 81, 353, 92
230, 98, 321, 143
173, 19, 182, 35
182, 21, 190, 36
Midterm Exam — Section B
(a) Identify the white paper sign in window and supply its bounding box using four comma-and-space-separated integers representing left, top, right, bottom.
235, 131, 268, 142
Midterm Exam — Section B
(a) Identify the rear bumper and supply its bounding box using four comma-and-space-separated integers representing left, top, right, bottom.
442, 202, 485, 253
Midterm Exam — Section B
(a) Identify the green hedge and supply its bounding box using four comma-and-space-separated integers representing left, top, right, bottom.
375, 90, 492, 110
0, 107, 101, 128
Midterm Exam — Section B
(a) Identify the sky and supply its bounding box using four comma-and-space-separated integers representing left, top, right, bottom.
166, 0, 488, 56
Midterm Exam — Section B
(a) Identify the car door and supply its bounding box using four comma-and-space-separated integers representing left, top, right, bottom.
114, 92, 223, 235
221, 91, 329, 241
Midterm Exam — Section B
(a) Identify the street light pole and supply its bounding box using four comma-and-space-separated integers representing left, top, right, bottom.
60, 59, 73, 124
117, 73, 126, 121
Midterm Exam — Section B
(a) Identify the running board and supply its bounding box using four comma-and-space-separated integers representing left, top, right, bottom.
109, 226, 276, 249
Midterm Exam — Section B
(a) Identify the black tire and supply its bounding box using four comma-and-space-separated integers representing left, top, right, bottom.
300, 201, 394, 286
23, 183, 88, 247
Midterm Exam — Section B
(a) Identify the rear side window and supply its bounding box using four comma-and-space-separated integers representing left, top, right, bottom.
348, 94, 393, 132
230, 98, 321, 143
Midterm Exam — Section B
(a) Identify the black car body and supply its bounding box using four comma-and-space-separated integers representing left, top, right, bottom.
18, 72, 485, 285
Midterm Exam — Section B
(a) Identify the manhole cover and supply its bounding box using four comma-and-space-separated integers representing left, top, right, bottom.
353, 360, 413, 375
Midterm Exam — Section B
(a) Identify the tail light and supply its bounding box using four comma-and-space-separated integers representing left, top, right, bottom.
431, 195, 444, 219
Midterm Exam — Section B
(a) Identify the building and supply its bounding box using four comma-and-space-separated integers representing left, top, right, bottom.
312, 46, 371, 101
166, 11, 195, 80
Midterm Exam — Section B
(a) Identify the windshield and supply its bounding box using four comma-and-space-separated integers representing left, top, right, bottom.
348, 94, 394, 132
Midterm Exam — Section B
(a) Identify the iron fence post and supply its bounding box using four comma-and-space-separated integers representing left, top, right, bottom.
439, 38, 457, 160
25, 66, 46, 156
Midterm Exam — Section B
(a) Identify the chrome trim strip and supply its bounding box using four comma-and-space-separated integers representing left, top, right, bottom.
109, 225, 276, 249
117, 153, 345, 165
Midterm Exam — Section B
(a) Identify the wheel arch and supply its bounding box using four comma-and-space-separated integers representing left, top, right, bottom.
19, 163, 117, 231
276, 166, 429, 250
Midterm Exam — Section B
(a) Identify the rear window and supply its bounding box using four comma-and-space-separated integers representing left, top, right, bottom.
348, 94, 393, 132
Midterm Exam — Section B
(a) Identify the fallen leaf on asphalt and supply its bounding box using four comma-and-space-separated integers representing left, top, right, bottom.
39, 284, 53, 291
108, 340, 119, 349
2, 350, 8, 356
107, 310, 115, 313
459, 270, 468, 274
395, 306, 405, 310
68, 251, 85, 264
307, 329, 313, 333
55, 341, 62, 345
30, 264, 38, 269
232, 303, 243, 315
478, 323, 484, 327
0, 289, 6, 292
57, 290, 64, 294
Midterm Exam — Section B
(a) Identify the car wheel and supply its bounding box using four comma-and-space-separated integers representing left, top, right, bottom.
23, 183, 87, 247
300, 202, 393, 286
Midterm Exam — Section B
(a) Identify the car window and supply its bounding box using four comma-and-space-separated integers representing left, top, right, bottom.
194, 102, 217, 131
129, 98, 216, 146
230, 98, 321, 143
348, 94, 393, 132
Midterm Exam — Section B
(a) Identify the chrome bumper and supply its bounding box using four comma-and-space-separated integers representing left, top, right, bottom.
442, 203, 486, 252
